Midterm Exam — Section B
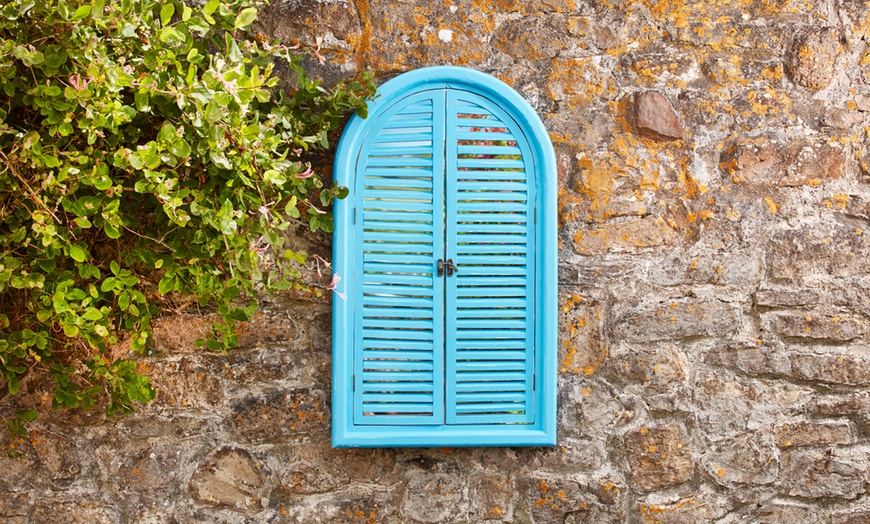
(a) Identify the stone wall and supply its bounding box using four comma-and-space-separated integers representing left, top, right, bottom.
4, 0, 870, 522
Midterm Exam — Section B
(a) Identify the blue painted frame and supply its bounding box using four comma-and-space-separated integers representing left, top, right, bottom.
332, 66, 557, 448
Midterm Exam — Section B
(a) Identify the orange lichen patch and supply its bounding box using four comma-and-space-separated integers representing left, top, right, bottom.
546, 57, 617, 110
763, 196, 780, 214
572, 216, 680, 255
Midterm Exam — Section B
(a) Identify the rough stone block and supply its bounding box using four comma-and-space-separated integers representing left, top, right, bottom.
813, 393, 870, 425
752, 499, 822, 524
635, 491, 732, 524
189, 447, 267, 511
558, 294, 606, 375
571, 215, 681, 256
605, 344, 687, 394
707, 343, 792, 377
471, 474, 515, 522
522, 476, 624, 524
29, 501, 118, 524
766, 225, 870, 282
230, 387, 328, 443
634, 91, 684, 141
401, 460, 469, 523
722, 138, 845, 186
774, 419, 855, 448
755, 287, 822, 307
767, 313, 864, 342
613, 297, 740, 343
787, 27, 842, 89
624, 425, 694, 491
693, 371, 812, 436
493, 16, 566, 60
280, 486, 395, 524
700, 431, 779, 487
832, 504, 870, 524
646, 251, 760, 287
781, 448, 865, 499
790, 353, 870, 386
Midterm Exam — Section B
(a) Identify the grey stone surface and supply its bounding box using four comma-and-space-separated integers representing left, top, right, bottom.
4, 1, 870, 522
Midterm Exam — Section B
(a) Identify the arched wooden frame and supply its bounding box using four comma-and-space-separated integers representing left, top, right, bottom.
332, 67, 556, 448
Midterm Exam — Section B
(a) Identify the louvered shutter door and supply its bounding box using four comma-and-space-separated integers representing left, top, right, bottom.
333, 67, 557, 447
353, 91, 445, 425
444, 90, 536, 424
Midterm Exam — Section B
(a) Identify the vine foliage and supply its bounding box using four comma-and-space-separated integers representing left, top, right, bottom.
0, 0, 373, 434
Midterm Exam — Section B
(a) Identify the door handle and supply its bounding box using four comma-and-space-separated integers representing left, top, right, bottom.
437, 259, 458, 277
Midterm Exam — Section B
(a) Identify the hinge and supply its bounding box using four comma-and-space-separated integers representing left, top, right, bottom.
354, 208, 357, 224
534, 207, 537, 224
352, 376, 356, 391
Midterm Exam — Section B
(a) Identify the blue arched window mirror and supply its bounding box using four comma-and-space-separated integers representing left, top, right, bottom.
331, 67, 556, 447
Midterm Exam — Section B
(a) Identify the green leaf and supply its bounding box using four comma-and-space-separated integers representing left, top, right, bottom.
63, 323, 79, 337
202, 0, 219, 16
8, 376, 19, 396
160, 3, 175, 27
181, 3, 192, 21
69, 244, 87, 263
70, 4, 91, 21
158, 275, 175, 294
234, 7, 257, 29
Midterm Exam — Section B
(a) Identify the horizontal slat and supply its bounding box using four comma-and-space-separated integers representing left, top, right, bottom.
365, 168, 435, 177
363, 318, 434, 329
363, 350, 435, 360
457, 131, 516, 141
363, 256, 433, 267
456, 360, 527, 371
363, 295, 433, 308
455, 350, 527, 360
457, 145, 522, 156
454, 170, 526, 180
362, 404, 434, 413
454, 265, 527, 276
363, 211, 434, 223
363, 360, 434, 372
366, 157, 433, 168
360, 381, 434, 392
363, 189, 433, 201
364, 177, 433, 189
456, 276, 527, 286
363, 231, 434, 243
362, 307, 434, 318
456, 213, 527, 223
454, 329, 527, 340
362, 328, 434, 341
454, 380, 527, 392
365, 223, 433, 234
454, 371, 527, 382
363, 257, 434, 276
362, 339, 434, 350
456, 192, 527, 202
455, 319, 526, 329
363, 371, 433, 381
362, 284, 434, 296
457, 158, 524, 169
372, 133, 433, 144
456, 233, 527, 243
382, 118, 434, 129
456, 246, 528, 257
456, 255, 527, 265
457, 182, 527, 192
362, 273, 433, 286
456, 392, 526, 403
455, 117, 506, 127
456, 297, 527, 308
455, 287, 527, 298
456, 223, 527, 234
369, 146, 434, 156
454, 340, 527, 350
454, 402, 526, 414
364, 200, 433, 211
456, 202, 527, 212
362, 243, 434, 254
362, 393, 434, 403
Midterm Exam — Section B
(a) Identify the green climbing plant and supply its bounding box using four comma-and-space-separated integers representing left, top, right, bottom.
0, 0, 374, 437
